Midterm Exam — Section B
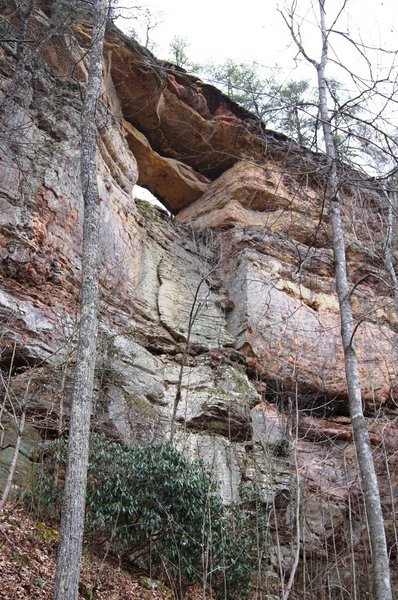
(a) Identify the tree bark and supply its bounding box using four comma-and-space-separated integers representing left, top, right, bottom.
0, 404, 26, 512
383, 191, 398, 314
53, 2, 108, 599
316, 2, 392, 598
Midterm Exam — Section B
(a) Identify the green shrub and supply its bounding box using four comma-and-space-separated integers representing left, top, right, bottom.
32, 434, 268, 599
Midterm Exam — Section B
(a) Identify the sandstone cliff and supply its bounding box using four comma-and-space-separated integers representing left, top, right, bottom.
1, 5, 397, 598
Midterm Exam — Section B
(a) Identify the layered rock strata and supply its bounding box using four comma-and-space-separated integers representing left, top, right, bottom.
0, 6, 397, 597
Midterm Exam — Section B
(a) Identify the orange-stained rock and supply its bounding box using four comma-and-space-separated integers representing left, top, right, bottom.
1, 9, 398, 596
123, 120, 209, 211
101, 25, 304, 183
178, 161, 398, 408
177, 161, 329, 245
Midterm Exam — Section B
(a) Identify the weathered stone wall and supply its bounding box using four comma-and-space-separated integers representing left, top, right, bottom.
1, 6, 397, 597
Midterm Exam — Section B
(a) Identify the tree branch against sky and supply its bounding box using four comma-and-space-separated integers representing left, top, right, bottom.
281, 1, 394, 598
117, 0, 398, 83
116, 0, 398, 168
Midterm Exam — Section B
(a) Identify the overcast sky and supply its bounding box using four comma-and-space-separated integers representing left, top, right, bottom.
116, 0, 397, 201
117, 0, 398, 89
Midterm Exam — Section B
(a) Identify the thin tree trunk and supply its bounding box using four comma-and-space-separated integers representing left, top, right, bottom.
282, 387, 300, 600
53, 2, 108, 599
383, 191, 398, 313
0, 402, 27, 512
169, 264, 218, 444
316, 2, 392, 598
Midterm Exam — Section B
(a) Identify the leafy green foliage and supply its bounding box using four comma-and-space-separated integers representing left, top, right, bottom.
269, 79, 318, 146
204, 60, 318, 144
206, 60, 272, 120
204, 57, 398, 170
32, 434, 268, 599
167, 36, 202, 73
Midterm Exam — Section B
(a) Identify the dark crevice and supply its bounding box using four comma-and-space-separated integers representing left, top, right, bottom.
182, 411, 252, 443
263, 378, 351, 418
0, 347, 41, 376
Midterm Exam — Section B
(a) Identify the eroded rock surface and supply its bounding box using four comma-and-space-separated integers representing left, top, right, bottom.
1, 6, 398, 598
179, 162, 398, 410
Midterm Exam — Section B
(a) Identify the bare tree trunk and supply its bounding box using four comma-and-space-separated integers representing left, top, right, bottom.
383, 190, 398, 314
282, 1, 393, 596
53, 2, 108, 599
282, 386, 300, 600
0, 358, 30, 512
315, 2, 392, 598
169, 271, 213, 444
0, 402, 27, 512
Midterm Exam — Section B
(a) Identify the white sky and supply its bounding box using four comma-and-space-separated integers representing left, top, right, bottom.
117, 0, 398, 89
117, 0, 398, 200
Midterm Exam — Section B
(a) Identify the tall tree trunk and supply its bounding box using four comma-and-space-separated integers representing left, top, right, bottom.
0, 402, 27, 512
383, 190, 398, 314
53, 2, 108, 599
316, 2, 392, 598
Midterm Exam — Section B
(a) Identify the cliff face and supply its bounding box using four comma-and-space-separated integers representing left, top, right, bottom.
1, 7, 398, 598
